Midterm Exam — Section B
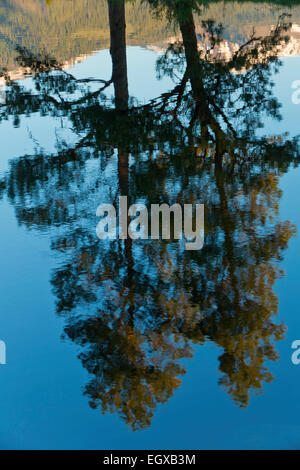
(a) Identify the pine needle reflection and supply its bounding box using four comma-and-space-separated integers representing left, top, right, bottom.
0, 3, 299, 431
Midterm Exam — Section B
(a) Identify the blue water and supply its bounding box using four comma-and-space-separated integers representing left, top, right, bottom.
1, 13, 300, 450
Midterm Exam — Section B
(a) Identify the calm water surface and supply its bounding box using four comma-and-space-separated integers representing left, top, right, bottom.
0, 0, 300, 449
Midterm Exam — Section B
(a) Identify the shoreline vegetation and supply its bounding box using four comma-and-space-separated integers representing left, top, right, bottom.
1, 0, 300, 69
0, 0, 299, 432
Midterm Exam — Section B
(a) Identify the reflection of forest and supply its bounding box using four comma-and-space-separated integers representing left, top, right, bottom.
0, 1, 299, 431
0, 0, 172, 67
2, 0, 300, 68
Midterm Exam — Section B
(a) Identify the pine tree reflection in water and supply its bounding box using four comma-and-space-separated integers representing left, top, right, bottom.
0, 3, 299, 430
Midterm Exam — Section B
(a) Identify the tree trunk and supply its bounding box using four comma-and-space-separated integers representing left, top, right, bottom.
107, 0, 129, 111
179, 11, 227, 159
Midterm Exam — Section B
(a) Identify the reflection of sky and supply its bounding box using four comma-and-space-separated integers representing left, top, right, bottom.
261, 54, 300, 138
1, 47, 300, 450
0, 47, 174, 175
1, 47, 299, 170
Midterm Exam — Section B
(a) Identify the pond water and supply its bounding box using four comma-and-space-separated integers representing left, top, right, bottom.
0, 0, 300, 450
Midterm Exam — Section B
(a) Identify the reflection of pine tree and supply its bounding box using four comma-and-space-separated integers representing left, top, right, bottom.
0, 3, 299, 429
